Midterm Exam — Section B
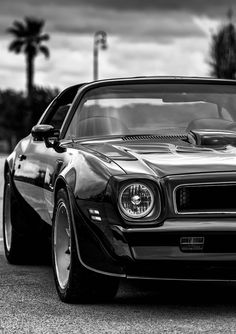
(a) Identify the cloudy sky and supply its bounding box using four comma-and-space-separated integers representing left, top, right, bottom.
0, 0, 235, 91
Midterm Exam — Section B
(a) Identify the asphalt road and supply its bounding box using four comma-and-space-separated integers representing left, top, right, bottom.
1, 157, 236, 333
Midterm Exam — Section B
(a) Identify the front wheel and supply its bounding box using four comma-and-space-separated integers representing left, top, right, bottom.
52, 188, 119, 303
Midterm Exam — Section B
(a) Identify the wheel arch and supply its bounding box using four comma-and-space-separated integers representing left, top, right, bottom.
54, 176, 68, 203
53, 177, 125, 278
4, 160, 10, 180
4, 151, 17, 178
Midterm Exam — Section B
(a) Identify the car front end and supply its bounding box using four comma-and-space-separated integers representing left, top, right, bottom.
62, 77, 236, 281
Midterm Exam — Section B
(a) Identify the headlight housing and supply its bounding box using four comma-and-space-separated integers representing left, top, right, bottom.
118, 183, 155, 219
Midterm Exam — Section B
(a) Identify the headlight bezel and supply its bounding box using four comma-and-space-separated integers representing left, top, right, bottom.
115, 177, 162, 224
118, 182, 155, 219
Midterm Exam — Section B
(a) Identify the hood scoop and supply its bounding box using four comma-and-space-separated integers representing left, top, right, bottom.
122, 134, 187, 142
189, 129, 236, 146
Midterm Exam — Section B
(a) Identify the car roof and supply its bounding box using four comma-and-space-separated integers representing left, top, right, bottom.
67, 76, 236, 89
71, 76, 236, 91
68, 76, 236, 98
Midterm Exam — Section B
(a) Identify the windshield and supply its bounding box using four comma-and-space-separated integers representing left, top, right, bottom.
65, 83, 236, 139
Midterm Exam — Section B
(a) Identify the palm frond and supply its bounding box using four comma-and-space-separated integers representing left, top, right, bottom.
7, 27, 20, 36
25, 17, 45, 36
7, 28, 25, 39
8, 39, 24, 53
39, 45, 50, 58
7, 20, 27, 37
38, 33, 50, 42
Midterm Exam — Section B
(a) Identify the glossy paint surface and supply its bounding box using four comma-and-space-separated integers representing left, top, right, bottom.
6, 77, 236, 280
81, 140, 236, 177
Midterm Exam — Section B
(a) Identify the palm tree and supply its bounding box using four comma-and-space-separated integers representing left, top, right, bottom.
7, 17, 50, 97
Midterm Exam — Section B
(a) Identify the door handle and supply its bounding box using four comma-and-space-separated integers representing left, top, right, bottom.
18, 154, 26, 161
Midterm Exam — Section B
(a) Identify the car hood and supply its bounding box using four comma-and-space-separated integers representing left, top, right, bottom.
83, 139, 236, 177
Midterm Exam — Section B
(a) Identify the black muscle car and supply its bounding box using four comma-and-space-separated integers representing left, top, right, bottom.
4, 76, 236, 303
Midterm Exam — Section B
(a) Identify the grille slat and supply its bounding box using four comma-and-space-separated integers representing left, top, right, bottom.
175, 183, 236, 214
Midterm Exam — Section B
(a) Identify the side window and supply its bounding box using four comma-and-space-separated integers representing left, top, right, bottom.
65, 108, 80, 139
42, 86, 79, 130
49, 104, 71, 129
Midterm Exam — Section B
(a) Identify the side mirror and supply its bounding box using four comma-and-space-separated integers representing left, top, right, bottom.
31, 124, 60, 148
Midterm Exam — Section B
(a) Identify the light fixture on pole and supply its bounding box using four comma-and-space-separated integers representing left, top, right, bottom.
93, 31, 107, 81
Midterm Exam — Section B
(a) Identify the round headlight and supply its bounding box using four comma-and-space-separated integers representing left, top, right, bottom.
118, 183, 154, 219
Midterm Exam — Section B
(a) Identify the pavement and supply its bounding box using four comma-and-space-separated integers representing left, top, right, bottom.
1, 156, 236, 333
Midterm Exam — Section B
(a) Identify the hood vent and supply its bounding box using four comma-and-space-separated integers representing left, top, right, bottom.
189, 129, 236, 146
122, 134, 187, 142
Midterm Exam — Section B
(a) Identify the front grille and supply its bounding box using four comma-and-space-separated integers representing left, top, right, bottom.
175, 183, 236, 214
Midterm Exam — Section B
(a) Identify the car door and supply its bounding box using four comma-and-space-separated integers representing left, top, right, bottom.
14, 85, 79, 224
14, 134, 52, 223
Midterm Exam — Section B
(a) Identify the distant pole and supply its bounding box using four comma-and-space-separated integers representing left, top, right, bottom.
93, 31, 107, 81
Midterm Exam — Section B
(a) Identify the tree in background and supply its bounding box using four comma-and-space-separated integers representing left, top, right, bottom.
209, 9, 236, 79
7, 17, 50, 97
0, 87, 59, 152
0, 90, 26, 151
28, 86, 59, 128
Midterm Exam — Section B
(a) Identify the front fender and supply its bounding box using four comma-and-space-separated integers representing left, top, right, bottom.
66, 185, 126, 277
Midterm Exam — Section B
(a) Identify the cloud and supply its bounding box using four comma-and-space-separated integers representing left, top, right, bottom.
101, 35, 210, 78
51, 7, 205, 43
0, 0, 230, 41
81, 0, 235, 18
0, 2, 208, 58
11, 0, 236, 17
0, 0, 230, 91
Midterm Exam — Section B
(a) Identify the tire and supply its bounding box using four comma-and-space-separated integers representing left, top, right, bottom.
52, 188, 119, 303
3, 170, 30, 264
3, 170, 50, 264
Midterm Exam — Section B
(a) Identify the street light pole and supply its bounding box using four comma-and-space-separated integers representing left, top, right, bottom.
93, 31, 107, 81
